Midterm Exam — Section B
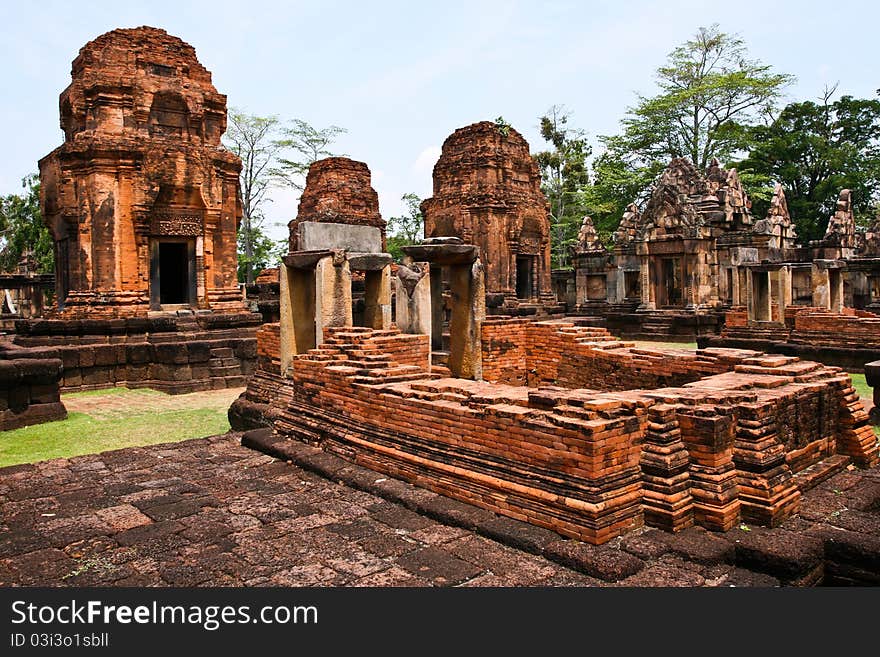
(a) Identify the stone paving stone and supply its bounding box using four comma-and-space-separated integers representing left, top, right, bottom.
618, 529, 671, 560
615, 555, 705, 587
655, 526, 736, 566
727, 527, 824, 584
2, 433, 878, 586
543, 540, 645, 582
395, 547, 485, 586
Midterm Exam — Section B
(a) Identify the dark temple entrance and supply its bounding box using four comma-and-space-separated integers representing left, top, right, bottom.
150, 239, 196, 309
516, 255, 534, 299
659, 257, 682, 307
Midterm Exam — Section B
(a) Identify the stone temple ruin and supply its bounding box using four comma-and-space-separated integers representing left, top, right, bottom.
421, 121, 560, 316
232, 128, 880, 547
0, 27, 259, 429
2, 24, 879, 575
564, 159, 880, 369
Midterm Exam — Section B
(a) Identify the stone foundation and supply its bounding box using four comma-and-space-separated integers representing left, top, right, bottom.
12, 312, 260, 394
0, 349, 67, 430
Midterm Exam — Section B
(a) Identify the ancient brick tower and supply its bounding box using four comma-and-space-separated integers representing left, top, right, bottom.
287, 157, 386, 253
39, 26, 244, 315
421, 121, 553, 310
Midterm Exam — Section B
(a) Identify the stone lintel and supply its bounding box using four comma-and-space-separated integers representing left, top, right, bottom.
347, 252, 393, 271
283, 250, 335, 269
402, 243, 479, 265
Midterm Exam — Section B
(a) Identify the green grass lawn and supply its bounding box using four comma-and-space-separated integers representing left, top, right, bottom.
849, 372, 872, 401
631, 340, 699, 350
0, 390, 231, 468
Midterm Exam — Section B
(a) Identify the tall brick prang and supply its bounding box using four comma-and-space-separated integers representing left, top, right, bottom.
39, 26, 244, 316
421, 121, 554, 311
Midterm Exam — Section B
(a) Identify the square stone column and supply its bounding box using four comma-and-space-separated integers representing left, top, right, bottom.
638, 255, 655, 310
363, 264, 392, 329
730, 266, 741, 306
811, 264, 830, 309
777, 266, 792, 316
395, 262, 431, 336
315, 253, 352, 338
448, 259, 486, 380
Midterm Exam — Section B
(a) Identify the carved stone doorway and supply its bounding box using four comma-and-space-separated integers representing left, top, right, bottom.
150, 239, 196, 309
516, 255, 535, 299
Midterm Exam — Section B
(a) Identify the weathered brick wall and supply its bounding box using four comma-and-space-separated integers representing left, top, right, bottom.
724, 307, 749, 328
792, 310, 880, 348
256, 323, 281, 374
482, 319, 729, 391
0, 353, 67, 430
265, 325, 879, 544
480, 319, 530, 384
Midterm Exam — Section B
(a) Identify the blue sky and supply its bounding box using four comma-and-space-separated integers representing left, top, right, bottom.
1, 0, 877, 242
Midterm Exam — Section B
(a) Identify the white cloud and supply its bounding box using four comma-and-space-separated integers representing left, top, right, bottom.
413, 146, 441, 175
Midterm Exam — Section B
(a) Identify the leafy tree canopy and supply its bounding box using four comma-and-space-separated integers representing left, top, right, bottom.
534, 105, 591, 268
732, 90, 880, 241
386, 193, 424, 262
0, 174, 53, 274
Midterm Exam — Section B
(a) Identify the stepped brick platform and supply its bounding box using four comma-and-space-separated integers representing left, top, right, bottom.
236, 319, 879, 545
10, 312, 260, 394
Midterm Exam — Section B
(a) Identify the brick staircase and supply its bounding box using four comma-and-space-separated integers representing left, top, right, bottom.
299, 327, 435, 386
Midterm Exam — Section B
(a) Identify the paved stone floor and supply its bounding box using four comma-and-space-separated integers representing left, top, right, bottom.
0, 434, 593, 586
2, 433, 879, 587
64, 387, 244, 421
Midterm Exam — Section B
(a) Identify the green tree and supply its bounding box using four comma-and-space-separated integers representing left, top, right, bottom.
733, 90, 880, 241
0, 174, 53, 274
224, 112, 347, 284
272, 119, 348, 190
237, 227, 285, 284
586, 25, 793, 238
224, 111, 284, 284
386, 193, 424, 262
610, 24, 793, 171
534, 105, 591, 268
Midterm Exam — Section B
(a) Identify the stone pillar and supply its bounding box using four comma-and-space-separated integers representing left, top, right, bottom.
395, 262, 431, 336
829, 269, 844, 313
777, 266, 791, 319
812, 264, 830, 309
315, 252, 352, 342
731, 266, 741, 306
429, 265, 444, 350
279, 264, 317, 376
448, 259, 485, 380
638, 256, 654, 310
363, 264, 392, 329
